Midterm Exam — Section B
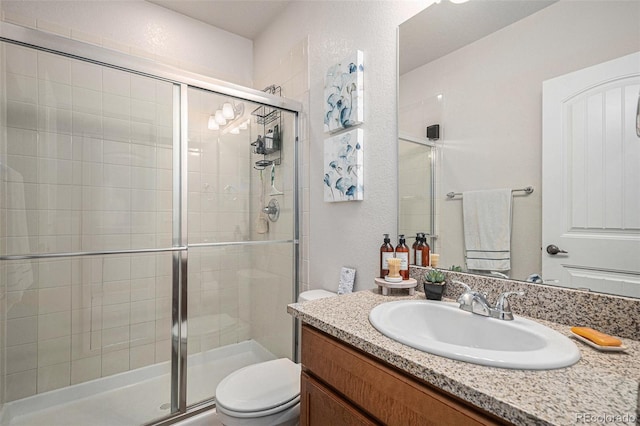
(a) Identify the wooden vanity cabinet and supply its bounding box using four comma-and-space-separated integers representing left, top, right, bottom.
300, 324, 509, 426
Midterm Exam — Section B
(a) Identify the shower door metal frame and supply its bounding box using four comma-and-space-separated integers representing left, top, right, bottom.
0, 21, 302, 425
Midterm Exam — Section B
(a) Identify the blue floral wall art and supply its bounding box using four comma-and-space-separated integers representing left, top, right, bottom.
324, 50, 364, 133
323, 129, 364, 202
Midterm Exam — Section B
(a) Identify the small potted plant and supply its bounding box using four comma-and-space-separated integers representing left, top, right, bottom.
423, 269, 446, 300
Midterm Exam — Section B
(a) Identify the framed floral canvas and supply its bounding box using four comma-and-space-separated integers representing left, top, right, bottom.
324, 50, 364, 133
323, 128, 363, 202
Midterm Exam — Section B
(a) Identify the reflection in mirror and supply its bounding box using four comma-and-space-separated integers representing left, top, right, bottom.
399, 1, 640, 297
398, 134, 435, 255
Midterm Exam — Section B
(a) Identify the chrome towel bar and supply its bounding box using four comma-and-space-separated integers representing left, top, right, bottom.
446, 186, 534, 199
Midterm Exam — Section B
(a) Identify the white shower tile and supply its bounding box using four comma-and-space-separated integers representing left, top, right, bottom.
71, 356, 101, 385
131, 98, 156, 124
72, 61, 102, 91
38, 286, 71, 314
156, 103, 172, 125
131, 74, 156, 102
7, 316, 38, 346
155, 340, 171, 363
101, 326, 129, 353
37, 362, 71, 393
37, 336, 71, 367
103, 164, 131, 188
6, 44, 38, 77
130, 321, 155, 347
7, 73, 38, 104
38, 132, 73, 160
103, 68, 130, 97
131, 189, 157, 212
7, 128, 37, 157
38, 259, 72, 288
38, 52, 71, 84
156, 147, 173, 169
128, 344, 155, 371
103, 116, 131, 143
72, 86, 102, 115
102, 280, 130, 306
156, 125, 173, 146
5, 155, 36, 185
156, 168, 172, 192
103, 256, 131, 281
38, 311, 72, 341
156, 82, 173, 105
102, 303, 130, 329
130, 255, 156, 280
131, 212, 156, 234
7, 290, 39, 319
6, 370, 37, 401
71, 307, 98, 335
131, 121, 156, 144
7, 100, 38, 130
71, 111, 101, 138
131, 144, 156, 167
104, 140, 132, 165
102, 349, 129, 377
130, 299, 155, 325
6, 343, 38, 374
103, 93, 131, 120
71, 332, 101, 360
132, 167, 156, 190
157, 190, 172, 212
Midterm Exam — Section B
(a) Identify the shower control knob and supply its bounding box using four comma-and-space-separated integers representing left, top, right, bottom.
546, 244, 568, 255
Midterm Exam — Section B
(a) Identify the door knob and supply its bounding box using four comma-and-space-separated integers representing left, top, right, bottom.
546, 244, 568, 255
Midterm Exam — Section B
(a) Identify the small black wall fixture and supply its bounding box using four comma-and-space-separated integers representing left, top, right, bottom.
426, 124, 440, 141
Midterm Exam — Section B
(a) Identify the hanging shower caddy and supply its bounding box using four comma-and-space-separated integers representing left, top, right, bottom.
251, 85, 282, 170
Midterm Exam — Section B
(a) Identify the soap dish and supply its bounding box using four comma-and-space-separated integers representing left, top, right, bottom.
570, 331, 627, 352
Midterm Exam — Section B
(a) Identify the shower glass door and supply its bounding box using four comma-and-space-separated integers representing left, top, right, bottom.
0, 41, 177, 425
185, 87, 297, 406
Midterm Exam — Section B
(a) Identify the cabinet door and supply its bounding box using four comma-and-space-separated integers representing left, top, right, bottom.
300, 372, 378, 426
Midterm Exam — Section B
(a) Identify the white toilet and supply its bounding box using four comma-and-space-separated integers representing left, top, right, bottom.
215, 289, 336, 426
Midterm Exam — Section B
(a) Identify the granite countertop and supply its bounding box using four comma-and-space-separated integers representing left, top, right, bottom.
288, 290, 640, 426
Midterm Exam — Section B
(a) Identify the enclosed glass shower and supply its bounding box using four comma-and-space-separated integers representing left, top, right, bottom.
0, 23, 299, 425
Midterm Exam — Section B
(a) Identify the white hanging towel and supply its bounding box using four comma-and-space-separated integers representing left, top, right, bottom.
462, 188, 512, 272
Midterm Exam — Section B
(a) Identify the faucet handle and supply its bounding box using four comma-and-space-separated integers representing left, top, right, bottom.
494, 291, 525, 320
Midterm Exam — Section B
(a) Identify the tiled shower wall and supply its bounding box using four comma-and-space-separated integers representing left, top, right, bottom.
0, 42, 177, 401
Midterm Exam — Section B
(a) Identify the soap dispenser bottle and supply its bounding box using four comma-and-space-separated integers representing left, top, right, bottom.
395, 234, 410, 280
421, 233, 431, 267
380, 234, 394, 278
413, 233, 423, 267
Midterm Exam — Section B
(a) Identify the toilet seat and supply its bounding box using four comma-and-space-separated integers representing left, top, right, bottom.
215, 358, 301, 418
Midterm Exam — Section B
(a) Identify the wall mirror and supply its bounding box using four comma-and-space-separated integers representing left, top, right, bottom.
398, 0, 640, 297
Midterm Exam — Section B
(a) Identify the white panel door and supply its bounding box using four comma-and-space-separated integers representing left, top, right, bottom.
542, 52, 640, 298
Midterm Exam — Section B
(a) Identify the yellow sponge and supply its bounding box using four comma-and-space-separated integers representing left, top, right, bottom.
571, 327, 622, 347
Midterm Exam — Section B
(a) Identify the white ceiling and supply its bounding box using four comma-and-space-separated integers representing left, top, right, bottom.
399, 0, 556, 75
147, 0, 291, 40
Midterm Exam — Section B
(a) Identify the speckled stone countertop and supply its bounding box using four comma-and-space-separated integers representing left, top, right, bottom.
288, 290, 640, 426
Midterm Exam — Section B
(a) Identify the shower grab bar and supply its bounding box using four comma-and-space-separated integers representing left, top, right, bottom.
446, 186, 534, 199
0, 246, 188, 261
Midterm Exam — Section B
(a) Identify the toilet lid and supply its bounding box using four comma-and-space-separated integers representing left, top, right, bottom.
215, 358, 301, 413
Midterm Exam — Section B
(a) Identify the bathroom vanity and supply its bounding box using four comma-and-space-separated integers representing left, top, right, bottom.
300, 324, 505, 425
288, 286, 640, 425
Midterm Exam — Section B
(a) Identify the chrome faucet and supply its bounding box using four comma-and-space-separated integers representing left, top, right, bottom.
454, 280, 524, 321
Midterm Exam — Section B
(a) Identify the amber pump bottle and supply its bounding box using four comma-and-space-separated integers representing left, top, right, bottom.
421, 233, 431, 267
379, 234, 394, 278
413, 233, 423, 266
395, 234, 410, 280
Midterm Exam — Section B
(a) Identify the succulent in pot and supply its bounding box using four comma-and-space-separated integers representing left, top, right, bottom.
425, 269, 446, 284
423, 269, 446, 300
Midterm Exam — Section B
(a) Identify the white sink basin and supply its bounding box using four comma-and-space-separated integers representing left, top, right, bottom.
369, 300, 580, 370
